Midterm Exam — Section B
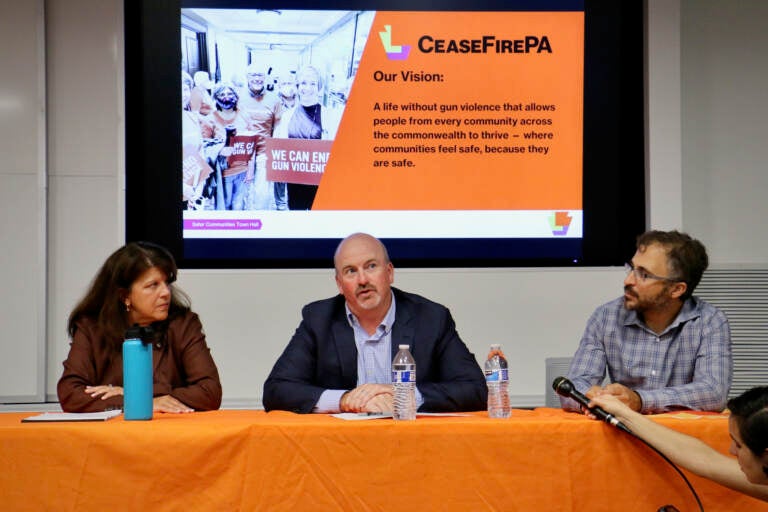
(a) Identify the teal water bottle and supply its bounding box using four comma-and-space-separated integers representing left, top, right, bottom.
123, 325, 153, 420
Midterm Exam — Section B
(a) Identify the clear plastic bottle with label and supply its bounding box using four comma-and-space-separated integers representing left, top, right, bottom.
392, 344, 417, 421
485, 343, 511, 418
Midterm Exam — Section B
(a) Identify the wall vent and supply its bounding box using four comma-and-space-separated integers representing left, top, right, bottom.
696, 268, 768, 398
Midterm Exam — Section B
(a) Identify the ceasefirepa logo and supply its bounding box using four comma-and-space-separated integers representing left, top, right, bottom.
379, 25, 410, 60
550, 212, 572, 236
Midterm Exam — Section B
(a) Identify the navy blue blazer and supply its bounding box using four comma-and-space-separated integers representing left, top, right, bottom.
262, 288, 487, 413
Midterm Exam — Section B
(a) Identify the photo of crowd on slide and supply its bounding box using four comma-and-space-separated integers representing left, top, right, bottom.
181, 9, 374, 211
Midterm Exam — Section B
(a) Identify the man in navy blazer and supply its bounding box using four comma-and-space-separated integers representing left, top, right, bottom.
263, 233, 487, 414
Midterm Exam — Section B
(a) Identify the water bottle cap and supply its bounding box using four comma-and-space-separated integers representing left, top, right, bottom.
124, 324, 154, 345
490, 343, 502, 349
398, 344, 409, 349
125, 324, 143, 340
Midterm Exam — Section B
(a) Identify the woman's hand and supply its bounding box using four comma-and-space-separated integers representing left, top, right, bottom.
588, 393, 634, 421
153, 395, 194, 414
85, 384, 123, 400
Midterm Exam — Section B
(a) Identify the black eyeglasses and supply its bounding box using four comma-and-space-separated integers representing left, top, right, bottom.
624, 262, 679, 283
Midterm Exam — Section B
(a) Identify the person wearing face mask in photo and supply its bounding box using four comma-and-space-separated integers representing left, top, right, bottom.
201, 83, 254, 210
268, 68, 298, 211
275, 70, 297, 110
57, 242, 222, 413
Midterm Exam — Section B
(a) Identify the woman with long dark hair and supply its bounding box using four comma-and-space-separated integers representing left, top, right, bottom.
57, 242, 222, 413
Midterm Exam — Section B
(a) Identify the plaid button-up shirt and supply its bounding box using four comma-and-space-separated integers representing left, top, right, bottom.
563, 296, 732, 413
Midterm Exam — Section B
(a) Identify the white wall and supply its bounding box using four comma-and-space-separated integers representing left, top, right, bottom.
646, 0, 682, 230
0, 1, 46, 401
680, 0, 768, 265
44, 0, 125, 404
3, 0, 767, 407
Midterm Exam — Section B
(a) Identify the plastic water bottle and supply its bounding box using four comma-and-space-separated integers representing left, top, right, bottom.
123, 325, 153, 420
485, 344, 511, 418
392, 344, 416, 421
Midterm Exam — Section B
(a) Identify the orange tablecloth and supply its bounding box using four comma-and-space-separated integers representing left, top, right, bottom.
1, 408, 765, 511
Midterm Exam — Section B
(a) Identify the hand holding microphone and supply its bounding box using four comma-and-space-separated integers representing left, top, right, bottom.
552, 376, 632, 434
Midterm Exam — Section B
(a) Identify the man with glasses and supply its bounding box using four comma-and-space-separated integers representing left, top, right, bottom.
561, 230, 732, 413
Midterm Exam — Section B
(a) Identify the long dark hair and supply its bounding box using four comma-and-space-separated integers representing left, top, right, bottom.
727, 386, 768, 461
67, 242, 190, 352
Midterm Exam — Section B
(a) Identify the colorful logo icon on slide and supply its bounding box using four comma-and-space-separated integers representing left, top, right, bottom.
379, 25, 410, 60
550, 212, 572, 236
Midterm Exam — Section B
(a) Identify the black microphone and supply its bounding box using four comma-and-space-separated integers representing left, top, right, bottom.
552, 376, 632, 434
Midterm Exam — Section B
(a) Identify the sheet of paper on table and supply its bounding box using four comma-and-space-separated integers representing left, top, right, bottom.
21, 410, 123, 423
332, 412, 472, 420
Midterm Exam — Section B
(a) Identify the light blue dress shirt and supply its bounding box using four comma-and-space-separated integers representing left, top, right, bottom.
313, 293, 424, 413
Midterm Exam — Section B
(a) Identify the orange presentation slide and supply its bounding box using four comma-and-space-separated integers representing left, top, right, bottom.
309, 11, 584, 210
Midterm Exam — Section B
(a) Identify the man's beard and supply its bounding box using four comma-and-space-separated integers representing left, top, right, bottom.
354, 285, 381, 310
624, 284, 672, 312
